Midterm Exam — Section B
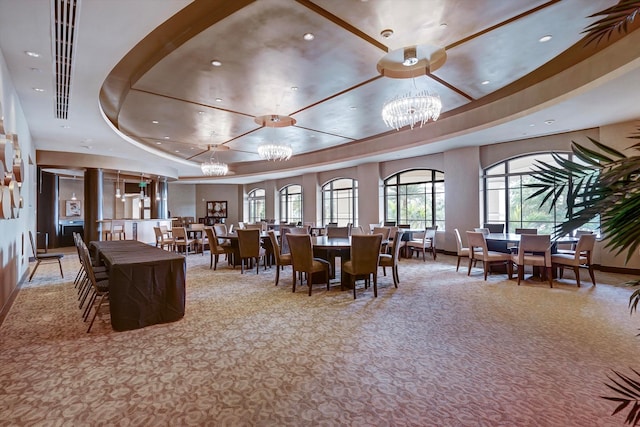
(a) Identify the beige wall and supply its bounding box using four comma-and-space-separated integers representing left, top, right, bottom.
0, 47, 36, 316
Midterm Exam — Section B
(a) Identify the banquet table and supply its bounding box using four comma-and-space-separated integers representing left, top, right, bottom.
91, 240, 186, 331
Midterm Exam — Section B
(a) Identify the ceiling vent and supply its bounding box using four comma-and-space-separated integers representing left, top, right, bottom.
52, 0, 80, 120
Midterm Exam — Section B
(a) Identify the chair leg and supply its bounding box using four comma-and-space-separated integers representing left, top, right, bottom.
373, 273, 378, 298
274, 265, 280, 286
574, 266, 581, 287
87, 293, 107, 333
588, 265, 596, 286
456, 256, 461, 272
546, 266, 553, 288
292, 270, 297, 293
393, 265, 399, 287
351, 274, 357, 299
517, 266, 522, 285
483, 262, 489, 280
467, 258, 473, 276
28, 260, 42, 281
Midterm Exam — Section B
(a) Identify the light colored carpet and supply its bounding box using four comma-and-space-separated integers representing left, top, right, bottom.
1, 248, 638, 426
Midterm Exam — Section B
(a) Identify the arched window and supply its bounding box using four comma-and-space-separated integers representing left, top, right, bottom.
322, 178, 358, 227
247, 188, 265, 223
483, 152, 599, 234
384, 169, 444, 229
279, 184, 303, 224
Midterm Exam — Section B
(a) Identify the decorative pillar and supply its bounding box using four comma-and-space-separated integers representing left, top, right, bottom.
37, 168, 59, 248
84, 168, 103, 243
151, 179, 168, 219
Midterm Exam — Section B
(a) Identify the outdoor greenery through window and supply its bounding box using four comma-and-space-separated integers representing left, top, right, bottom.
247, 188, 265, 223
384, 169, 445, 229
484, 153, 600, 235
279, 184, 303, 225
322, 178, 358, 227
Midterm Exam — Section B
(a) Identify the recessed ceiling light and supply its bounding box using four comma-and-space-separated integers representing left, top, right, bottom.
210, 60, 222, 67
29, 67, 41, 72
303, 32, 315, 41
544, 119, 555, 125
25, 51, 40, 58
481, 80, 490, 85
380, 29, 394, 39
198, 111, 205, 115
156, 142, 162, 145
174, 150, 180, 153
539, 35, 552, 43
215, 98, 222, 102
33, 87, 45, 92
350, 106, 357, 110
291, 86, 298, 91
61, 125, 71, 129
529, 124, 535, 127
440, 23, 448, 29
163, 136, 170, 139
151, 120, 159, 124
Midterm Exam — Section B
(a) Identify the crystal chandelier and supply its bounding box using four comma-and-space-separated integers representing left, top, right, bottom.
377, 45, 447, 131
258, 143, 293, 161
201, 145, 228, 176
381, 90, 442, 130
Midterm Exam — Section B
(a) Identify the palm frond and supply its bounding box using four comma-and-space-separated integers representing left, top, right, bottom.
602, 369, 640, 426
583, 0, 640, 46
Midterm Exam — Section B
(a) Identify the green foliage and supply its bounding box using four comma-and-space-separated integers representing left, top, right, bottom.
583, 0, 640, 46
602, 369, 640, 426
528, 136, 640, 262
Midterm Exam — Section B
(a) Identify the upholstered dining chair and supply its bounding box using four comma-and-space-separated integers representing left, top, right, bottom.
483, 223, 505, 233
287, 233, 330, 296
378, 230, 404, 288
204, 227, 232, 270
105, 219, 126, 240
326, 226, 350, 238
551, 233, 597, 287
189, 223, 207, 254
343, 234, 383, 299
515, 228, 538, 235
236, 229, 266, 274
79, 242, 110, 333
350, 225, 366, 235
154, 226, 175, 251
172, 227, 194, 255
453, 228, 470, 272
267, 230, 292, 286
406, 227, 437, 261
511, 234, 553, 287
28, 230, 64, 282
466, 231, 512, 280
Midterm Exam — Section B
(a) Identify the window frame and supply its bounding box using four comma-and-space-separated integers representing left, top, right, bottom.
247, 188, 265, 223
321, 178, 358, 227
279, 184, 303, 224
383, 169, 445, 229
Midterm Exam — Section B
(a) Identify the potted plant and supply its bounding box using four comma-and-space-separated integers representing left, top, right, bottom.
529, 1, 640, 424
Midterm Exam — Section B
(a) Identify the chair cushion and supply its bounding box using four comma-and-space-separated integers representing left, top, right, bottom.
378, 253, 392, 266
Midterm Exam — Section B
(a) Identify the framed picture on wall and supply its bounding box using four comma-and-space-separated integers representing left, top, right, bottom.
65, 200, 82, 217
206, 200, 227, 218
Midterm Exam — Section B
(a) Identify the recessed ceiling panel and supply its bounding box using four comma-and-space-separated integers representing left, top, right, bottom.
312, 0, 551, 50
292, 75, 470, 139
432, 0, 615, 99
117, 89, 259, 152
133, 0, 385, 118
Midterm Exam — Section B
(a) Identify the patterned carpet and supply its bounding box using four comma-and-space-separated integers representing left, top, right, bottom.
1, 247, 639, 426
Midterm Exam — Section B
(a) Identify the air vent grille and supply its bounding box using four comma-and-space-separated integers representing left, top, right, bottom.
52, 0, 80, 119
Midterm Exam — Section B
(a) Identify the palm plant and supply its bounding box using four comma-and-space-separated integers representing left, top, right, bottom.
529, 1, 640, 424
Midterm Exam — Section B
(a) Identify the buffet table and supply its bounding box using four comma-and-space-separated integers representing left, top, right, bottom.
91, 240, 186, 331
